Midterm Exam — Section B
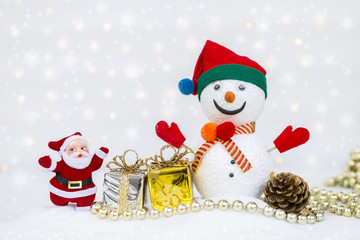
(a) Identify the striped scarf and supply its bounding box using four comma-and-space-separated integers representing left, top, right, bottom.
192, 122, 255, 173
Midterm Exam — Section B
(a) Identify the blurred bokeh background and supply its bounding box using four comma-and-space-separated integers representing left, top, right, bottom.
0, 0, 359, 221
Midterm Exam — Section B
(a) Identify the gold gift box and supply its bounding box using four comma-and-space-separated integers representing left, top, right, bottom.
147, 164, 193, 212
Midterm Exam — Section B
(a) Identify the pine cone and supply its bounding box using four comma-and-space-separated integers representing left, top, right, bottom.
264, 172, 310, 213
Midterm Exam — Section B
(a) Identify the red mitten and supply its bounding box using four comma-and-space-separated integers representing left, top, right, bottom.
273, 126, 310, 153
100, 147, 109, 154
38, 155, 52, 168
156, 121, 186, 148
217, 122, 236, 140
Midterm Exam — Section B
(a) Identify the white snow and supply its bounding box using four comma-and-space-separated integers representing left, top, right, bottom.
0, 202, 359, 240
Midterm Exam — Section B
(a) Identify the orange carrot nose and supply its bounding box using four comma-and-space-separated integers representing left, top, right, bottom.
224, 91, 235, 103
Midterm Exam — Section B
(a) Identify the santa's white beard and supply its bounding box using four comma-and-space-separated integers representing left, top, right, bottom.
62, 151, 92, 169
69, 151, 89, 158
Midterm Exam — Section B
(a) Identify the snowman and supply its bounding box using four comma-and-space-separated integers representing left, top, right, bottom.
178, 40, 309, 200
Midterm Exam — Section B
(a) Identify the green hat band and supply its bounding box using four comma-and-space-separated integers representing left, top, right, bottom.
197, 64, 267, 101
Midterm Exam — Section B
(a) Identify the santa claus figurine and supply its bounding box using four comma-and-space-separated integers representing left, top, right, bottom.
38, 132, 109, 211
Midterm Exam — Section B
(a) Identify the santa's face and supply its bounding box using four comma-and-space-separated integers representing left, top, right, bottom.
200, 79, 265, 126
65, 139, 89, 158
62, 139, 92, 169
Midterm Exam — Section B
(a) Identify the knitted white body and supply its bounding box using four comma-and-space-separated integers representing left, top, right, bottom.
193, 79, 274, 199
193, 133, 273, 198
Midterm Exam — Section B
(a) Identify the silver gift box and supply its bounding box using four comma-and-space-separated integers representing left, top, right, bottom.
103, 172, 149, 211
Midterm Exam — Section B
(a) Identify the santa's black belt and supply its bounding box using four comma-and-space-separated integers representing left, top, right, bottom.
55, 173, 93, 189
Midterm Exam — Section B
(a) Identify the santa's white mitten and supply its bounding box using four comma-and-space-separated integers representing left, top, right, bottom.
99, 147, 109, 154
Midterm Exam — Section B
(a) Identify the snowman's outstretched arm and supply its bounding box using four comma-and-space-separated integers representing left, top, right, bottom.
267, 146, 277, 153
268, 125, 310, 153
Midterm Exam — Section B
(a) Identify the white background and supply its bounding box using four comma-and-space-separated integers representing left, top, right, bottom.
0, 0, 359, 239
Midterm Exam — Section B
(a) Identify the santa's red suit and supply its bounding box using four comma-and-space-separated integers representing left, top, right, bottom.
38, 132, 108, 211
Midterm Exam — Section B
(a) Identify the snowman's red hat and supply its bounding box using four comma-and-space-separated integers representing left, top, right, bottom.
178, 40, 267, 100
48, 132, 89, 156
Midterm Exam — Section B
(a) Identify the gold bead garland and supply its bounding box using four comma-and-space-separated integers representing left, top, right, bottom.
122, 210, 133, 220
204, 199, 215, 210
309, 187, 360, 218
218, 200, 230, 211
245, 202, 258, 213
91, 198, 322, 224
274, 209, 286, 220
262, 205, 275, 217
177, 204, 187, 214
324, 147, 360, 191
90, 147, 360, 224
309, 147, 360, 219
190, 201, 201, 212
232, 200, 244, 212
109, 209, 119, 221
136, 209, 147, 220
149, 208, 160, 219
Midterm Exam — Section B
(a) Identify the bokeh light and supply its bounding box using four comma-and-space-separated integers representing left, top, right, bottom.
0, 1, 359, 234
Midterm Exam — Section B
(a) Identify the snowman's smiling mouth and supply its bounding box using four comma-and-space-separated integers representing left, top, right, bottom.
213, 100, 247, 115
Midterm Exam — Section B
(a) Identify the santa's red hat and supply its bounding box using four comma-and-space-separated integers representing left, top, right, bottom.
48, 132, 89, 156
178, 40, 267, 100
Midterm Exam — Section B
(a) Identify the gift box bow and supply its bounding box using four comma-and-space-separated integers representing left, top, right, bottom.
106, 149, 147, 173
145, 145, 195, 169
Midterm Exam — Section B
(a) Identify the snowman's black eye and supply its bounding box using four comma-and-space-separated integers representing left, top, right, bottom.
214, 84, 220, 90
238, 84, 246, 91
